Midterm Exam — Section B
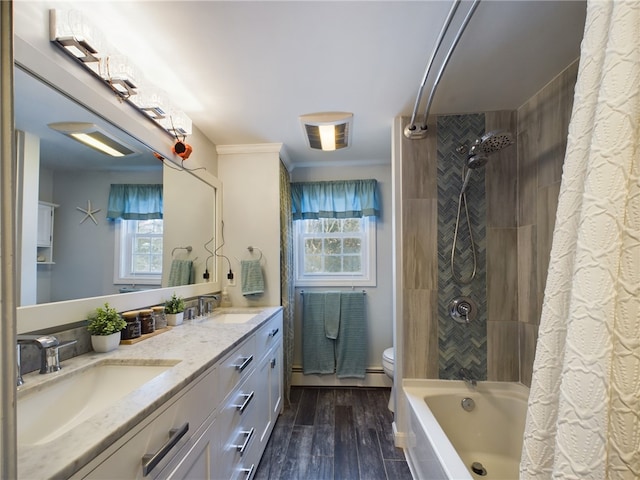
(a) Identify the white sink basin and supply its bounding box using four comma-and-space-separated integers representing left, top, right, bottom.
210, 313, 259, 324
18, 359, 180, 446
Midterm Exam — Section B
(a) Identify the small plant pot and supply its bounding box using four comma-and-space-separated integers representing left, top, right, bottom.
91, 332, 121, 353
166, 312, 184, 326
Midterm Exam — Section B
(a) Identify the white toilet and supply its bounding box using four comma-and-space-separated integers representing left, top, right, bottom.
382, 347, 395, 412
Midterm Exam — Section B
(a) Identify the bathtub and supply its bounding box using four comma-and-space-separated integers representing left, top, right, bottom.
403, 379, 529, 479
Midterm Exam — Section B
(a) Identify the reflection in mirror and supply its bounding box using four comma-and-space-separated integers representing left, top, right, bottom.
14, 66, 217, 307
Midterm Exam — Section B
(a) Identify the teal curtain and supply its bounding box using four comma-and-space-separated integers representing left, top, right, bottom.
291, 179, 379, 220
279, 161, 295, 405
106, 184, 163, 220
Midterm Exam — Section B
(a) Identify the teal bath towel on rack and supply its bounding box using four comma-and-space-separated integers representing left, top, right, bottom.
301, 291, 367, 378
302, 292, 335, 374
241, 259, 265, 296
168, 259, 193, 287
336, 291, 367, 379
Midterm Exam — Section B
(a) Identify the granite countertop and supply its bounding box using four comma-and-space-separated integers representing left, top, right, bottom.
16, 306, 282, 480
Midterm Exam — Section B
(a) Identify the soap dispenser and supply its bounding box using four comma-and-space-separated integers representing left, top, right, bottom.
220, 289, 232, 308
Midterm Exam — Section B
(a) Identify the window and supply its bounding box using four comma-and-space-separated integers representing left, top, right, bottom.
114, 219, 163, 284
295, 217, 376, 286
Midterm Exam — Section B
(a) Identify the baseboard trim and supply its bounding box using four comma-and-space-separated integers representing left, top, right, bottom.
291, 367, 392, 388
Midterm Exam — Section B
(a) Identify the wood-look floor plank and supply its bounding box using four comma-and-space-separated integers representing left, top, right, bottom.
335, 388, 355, 406
306, 455, 334, 480
334, 405, 360, 480
295, 388, 319, 426
315, 388, 335, 425
279, 425, 314, 479
311, 424, 334, 457
356, 427, 386, 480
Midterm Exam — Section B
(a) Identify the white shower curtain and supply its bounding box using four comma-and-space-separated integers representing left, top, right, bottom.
520, 1, 640, 479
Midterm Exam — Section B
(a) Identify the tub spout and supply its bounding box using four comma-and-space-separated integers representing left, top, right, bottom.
458, 367, 477, 388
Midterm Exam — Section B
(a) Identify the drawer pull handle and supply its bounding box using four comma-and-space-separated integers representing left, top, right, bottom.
270, 358, 277, 369
234, 391, 255, 414
240, 464, 256, 480
235, 355, 253, 372
268, 328, 279, 337
141, 422, 189, 476
234, 428, 255, 456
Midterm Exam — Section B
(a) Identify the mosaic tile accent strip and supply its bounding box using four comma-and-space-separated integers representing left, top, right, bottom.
437, 114, 487, 380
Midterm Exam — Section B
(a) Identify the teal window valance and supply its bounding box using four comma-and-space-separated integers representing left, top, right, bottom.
107, 184, 163, 220
291, 179, 379, 220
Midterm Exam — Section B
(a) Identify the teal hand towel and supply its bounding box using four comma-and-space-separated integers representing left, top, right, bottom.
302, 292, 336, 375
336, 292, 367, 379
168, 259, 193, 287
324, 292, 341, 339
241, 259, 265, 296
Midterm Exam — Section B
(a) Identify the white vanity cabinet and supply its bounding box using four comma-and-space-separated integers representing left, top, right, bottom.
254, 311, 284, 451
68, 310, 284, 480
74, 365, 219, 480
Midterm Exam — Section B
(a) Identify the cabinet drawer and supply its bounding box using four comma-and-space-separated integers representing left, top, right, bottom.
216, 371, 259, 480
82, 366, 218, 479
255, 311, 283, 363
218, 336, 256, 399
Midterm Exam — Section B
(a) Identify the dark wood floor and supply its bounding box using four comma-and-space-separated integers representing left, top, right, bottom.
254, 386, 413, 480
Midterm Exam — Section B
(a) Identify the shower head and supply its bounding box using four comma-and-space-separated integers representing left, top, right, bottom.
466, 130, 513, 169
466, 154, 489, 169
477, 130, 514, 155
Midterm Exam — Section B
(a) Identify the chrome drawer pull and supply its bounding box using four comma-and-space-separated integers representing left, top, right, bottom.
270, 358, 277, 369
234, 428, 255, 456
233, 391, 255, 414
240, 464, 256, 480
268, 328, 279, 337
235, 355, 253, 372
141, 422, 189, 476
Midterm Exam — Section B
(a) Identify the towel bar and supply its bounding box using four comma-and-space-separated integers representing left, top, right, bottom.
171, 245, 192, 257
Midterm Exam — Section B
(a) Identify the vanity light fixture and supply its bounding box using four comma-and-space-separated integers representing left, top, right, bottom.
48, 122, 135, 157
49, 9, 103, 63
49, 9, 193, 138
300, 112, 353, 151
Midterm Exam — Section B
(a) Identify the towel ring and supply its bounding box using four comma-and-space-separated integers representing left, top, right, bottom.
172, 245, 193, 257
247, 246, 263, 261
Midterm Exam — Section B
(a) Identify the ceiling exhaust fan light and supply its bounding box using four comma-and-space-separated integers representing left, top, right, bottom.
300, 112, 353, 151
48, 122, 135, 157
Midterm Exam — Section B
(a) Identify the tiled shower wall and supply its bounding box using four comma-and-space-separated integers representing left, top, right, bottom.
517, 60, 579, 386
436, 114, 488, 380
400, 59, 578, 383
400, 110, 517, 381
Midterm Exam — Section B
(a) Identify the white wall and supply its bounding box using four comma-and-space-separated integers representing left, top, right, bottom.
49, 170, 163, 303
217, 145, 283, 308
290, 164, 393, 376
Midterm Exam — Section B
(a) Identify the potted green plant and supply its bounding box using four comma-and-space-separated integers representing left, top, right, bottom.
165, 293, 185, 326
88, 302, 126, 353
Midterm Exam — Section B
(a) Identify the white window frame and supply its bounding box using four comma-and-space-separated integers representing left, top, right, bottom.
294, 217, 376, 287
113, 219, 163, 285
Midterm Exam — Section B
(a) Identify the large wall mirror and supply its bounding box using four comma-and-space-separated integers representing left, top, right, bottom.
15, 64, 222, 333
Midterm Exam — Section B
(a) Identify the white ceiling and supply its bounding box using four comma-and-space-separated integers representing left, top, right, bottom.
23, 1, 589, 169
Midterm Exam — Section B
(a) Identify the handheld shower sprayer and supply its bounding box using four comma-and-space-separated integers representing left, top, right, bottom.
451, 130, 514, 284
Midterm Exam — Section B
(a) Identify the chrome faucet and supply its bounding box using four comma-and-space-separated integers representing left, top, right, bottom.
16, 335, 77, 386
198, 295, 219, 317
458, 367, 477, 388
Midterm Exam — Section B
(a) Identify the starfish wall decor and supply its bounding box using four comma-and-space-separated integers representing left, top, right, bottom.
77, 200, 101, 225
